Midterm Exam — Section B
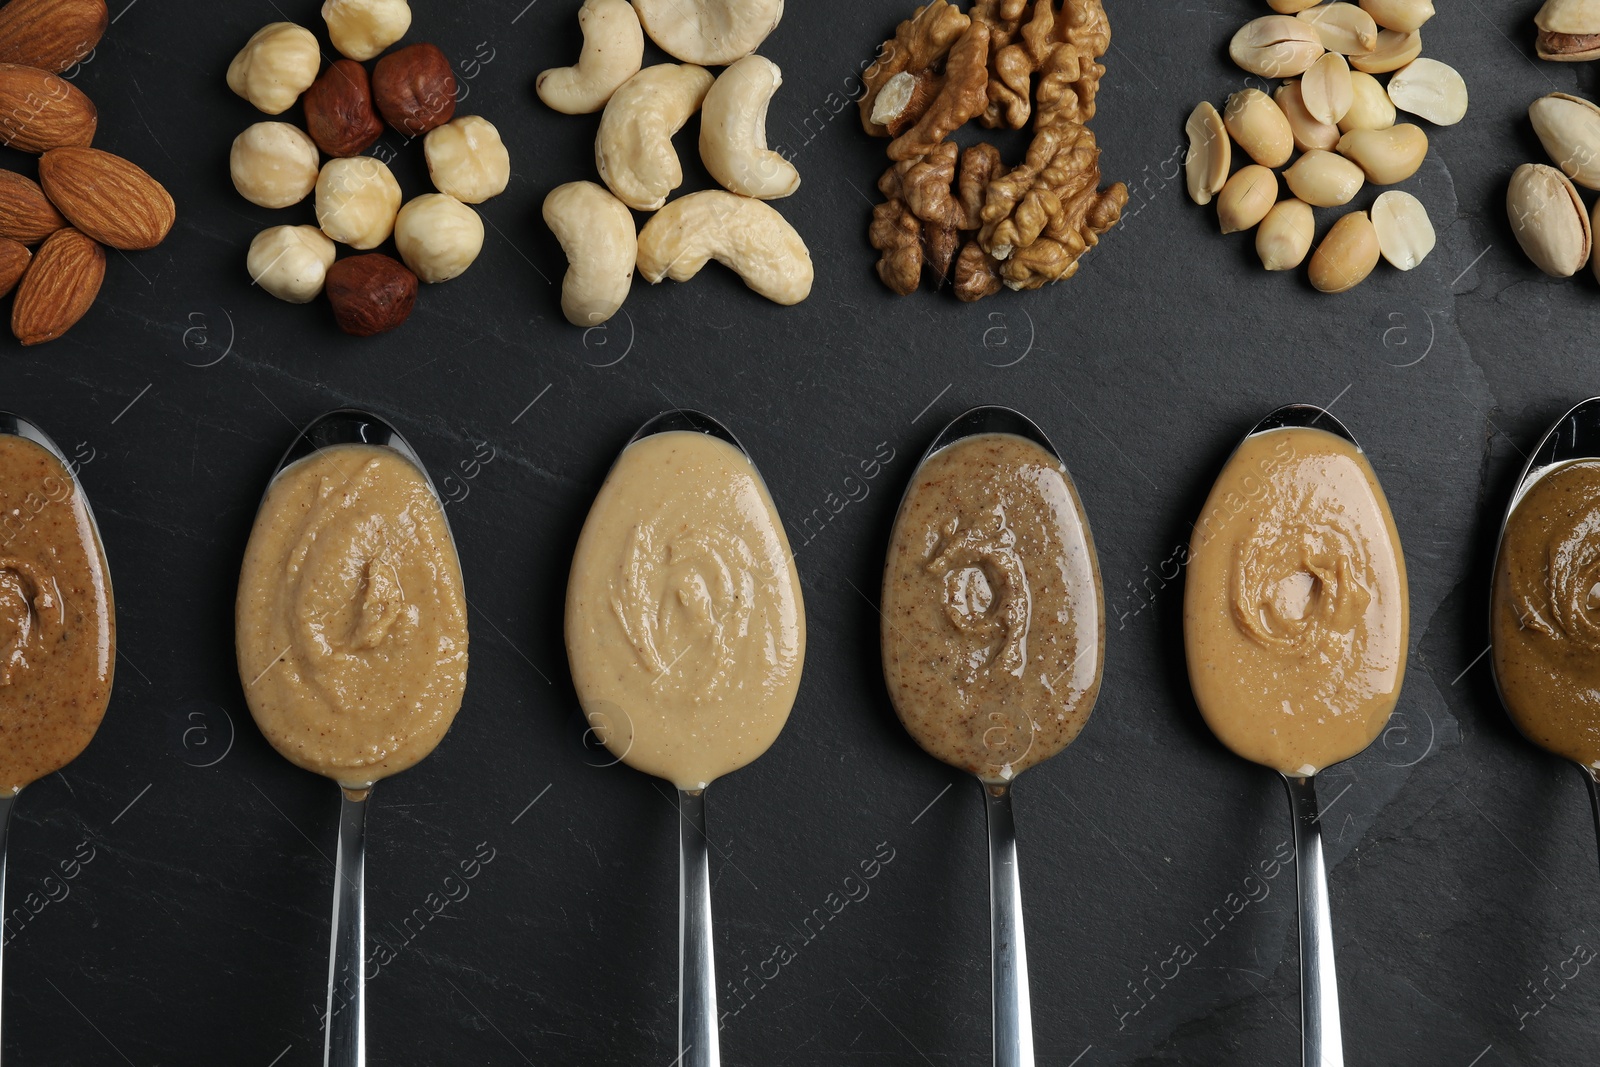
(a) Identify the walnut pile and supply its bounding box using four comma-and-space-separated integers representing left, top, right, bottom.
860, 0, 1127, 301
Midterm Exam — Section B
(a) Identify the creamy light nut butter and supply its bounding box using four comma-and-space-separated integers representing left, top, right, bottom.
566, 431, 805, 791
0, 435, 114, 795
1184, 427, 1408, 776
1493, 459, 1600, 770
236, 445, 469, 789
881, 433, 1103, 784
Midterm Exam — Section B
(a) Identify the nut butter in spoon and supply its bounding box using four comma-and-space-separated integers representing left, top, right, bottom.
236, 409, 468, 1067
1183, 405, 1408, 1067
881, 406, 1104, 1067
566, 410, 805, 1067
0, 413, 114, 1060
1491, 397, 1600, 861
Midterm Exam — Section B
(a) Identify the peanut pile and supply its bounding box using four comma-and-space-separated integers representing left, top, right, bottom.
859, 0, 1128, 302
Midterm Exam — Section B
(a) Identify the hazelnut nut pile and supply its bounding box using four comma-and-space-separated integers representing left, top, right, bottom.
536, 0, 813, 327
1188, 0, 1468, 293
227, 0, 511, 337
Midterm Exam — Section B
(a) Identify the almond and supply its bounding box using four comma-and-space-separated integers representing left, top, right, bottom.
0, 0, 107, 74
39, 147, 174, 250
11, 227, 103, 345
0, 238, 28, 297
0, 63, 95, 152
0, 169, 63, 243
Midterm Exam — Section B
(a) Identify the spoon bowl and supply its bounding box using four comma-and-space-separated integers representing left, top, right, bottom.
256, 407, 456, 1067
1490, 396, 1600, 871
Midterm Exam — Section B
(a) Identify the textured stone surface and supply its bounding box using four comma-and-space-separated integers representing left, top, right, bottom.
0, 0, 1588, 1064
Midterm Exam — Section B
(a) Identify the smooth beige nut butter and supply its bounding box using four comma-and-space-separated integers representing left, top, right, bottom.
236, 445, 469, 789
1493, 459, 1600, 770
881, 433, 1103, 784
0, 436, 114, 796
1184, 427, 1408, 776
566, 431, 805, 791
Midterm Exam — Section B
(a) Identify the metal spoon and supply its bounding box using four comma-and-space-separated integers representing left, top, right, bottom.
1489, 396, 1600, 867
0, 412, 112, 1065
901, 404, 1095, 1067
260, 408, 454, 1067
618, 409, 760, 1067
1234, 402, 1368, 1067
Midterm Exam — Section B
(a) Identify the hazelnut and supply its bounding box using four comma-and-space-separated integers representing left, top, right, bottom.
325, 253, 417, 336
227, 22, 321, 115
372, 43, 457, 138
424, 116, 510, 204
231, 121, 320, 208
395, 193, 484, 283
322, 0, 412, 62
315, 156, 402, 249
303, 60, 384, 158
248, 225, 337, 304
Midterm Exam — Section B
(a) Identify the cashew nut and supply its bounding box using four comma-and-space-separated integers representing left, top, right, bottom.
536, 0, 645, 115
632, 0, 783, 66
636, 189, 811, 305
543, 181, 637, 327
595, 64, 713, 211
699, 56, 799, 200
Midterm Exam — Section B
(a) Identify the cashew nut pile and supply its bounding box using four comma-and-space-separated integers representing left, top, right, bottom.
859, 0, 1129, 301
1186, 1, 1468, 293
537, 0, 811, 326
226, 2, 513, 336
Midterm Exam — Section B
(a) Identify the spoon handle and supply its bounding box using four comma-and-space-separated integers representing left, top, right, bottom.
1283, 774, 1344, 1067
0, 792, 15, 1062
324, 787, 370, 1067
677, 788, 720, 1067
1583, 766, 1600, 877
984, 782, 1034, 1067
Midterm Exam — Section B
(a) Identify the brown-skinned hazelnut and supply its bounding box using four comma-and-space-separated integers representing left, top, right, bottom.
372, 43, 456, 138
304, 59, 384, 158
325, 253, 417, 335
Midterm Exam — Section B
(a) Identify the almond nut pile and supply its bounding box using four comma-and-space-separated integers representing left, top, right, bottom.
227, 0, 513, 337
1188, 0, 1467, 293
859, 0, 1128, 301
1508, 92, 1600, 280
0, 0, 175, 345
536, 0, 812, 327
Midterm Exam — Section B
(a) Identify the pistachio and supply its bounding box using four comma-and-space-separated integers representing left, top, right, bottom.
1229, 16, 1325, 78
1337, 123, 1428, 184
1284, 148, 1365, 206
1257, 198, 1316, 270
1371, 189, 1435, 269
1297, 3, 1378, 54
1224, 89, 1293, 168
1268, 0, 1323, 11
1340, 70, 1397, 131
1217, 165, 1279, 234
1302, 51, 1354, 125
1529, 92, 1600, 190
1350, 28, 1421, 73
1276, 80, 1340, 152
1185, 101, 1230, 206
1309, 210, 1380, 292
1507, 162, 1591, 277
1536, 0, 1600, 61
1359, 0, 1434, 32
1386, 58, 1467, 126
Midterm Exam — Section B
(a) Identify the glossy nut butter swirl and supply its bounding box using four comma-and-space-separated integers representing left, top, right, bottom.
1184, 427, 1407, 776
566, 431, 805, 791
236, 445, 469, 789
0, 436, 113, 796
881, 433, 1103, 784
1493, 459, 1600, 770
